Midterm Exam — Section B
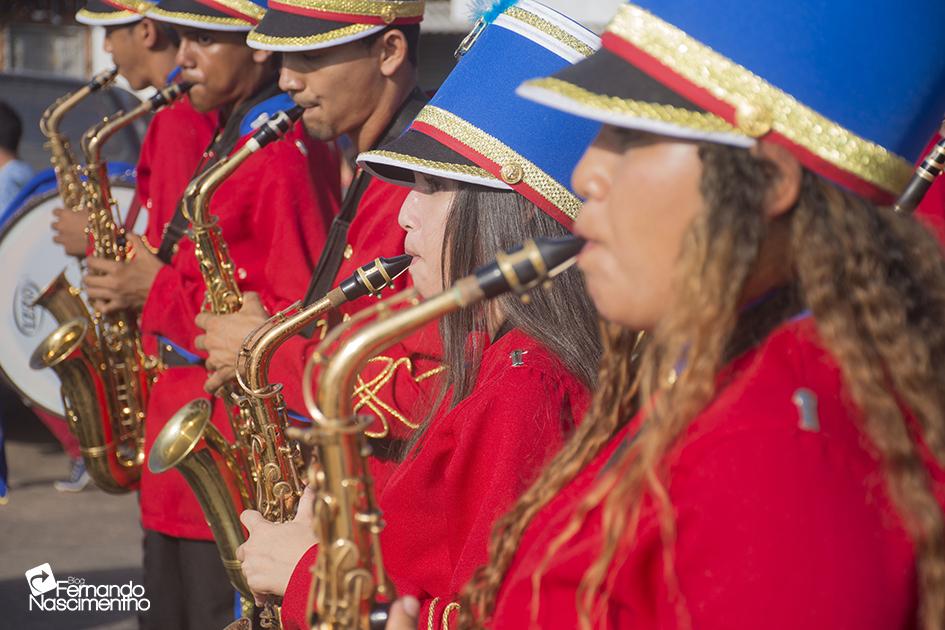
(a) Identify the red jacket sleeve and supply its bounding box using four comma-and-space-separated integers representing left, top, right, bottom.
281, 544, 319, 630
140, 126, 338, 354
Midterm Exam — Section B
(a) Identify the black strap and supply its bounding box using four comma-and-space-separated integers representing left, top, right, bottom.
300, 169, 372, 307
155, 81, 283, 264
298, 87, 429, 337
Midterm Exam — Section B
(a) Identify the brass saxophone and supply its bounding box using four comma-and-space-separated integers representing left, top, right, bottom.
235, 254, 412, 523
29, 83, 192, 494
295, 236, 585, 630
150, 255, 410, 623
33, 67, 117, 326
148, 106, 307, 600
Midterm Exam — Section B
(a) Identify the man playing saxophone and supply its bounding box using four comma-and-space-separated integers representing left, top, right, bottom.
194, 0, 442, 488
40, 0, 215, 493
53, 0, 214, 260
80, 1, 341, 627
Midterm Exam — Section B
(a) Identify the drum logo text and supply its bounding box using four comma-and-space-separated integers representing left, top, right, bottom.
14, 281, 43, 336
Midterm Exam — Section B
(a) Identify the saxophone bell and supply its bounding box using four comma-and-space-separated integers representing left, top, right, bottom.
149, 398, 253, 598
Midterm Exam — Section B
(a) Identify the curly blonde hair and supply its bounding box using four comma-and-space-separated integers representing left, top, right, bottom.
460, 144, 945, 629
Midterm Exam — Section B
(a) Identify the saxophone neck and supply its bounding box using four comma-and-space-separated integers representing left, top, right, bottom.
40, 67, 118, 138
240, 296, 334, 394
305, 238, 582, 421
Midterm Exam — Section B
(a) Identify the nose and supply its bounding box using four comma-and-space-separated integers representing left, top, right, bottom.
103, 35, 113, 54
175, 38, 194, 69
278, 65, 303, 93
571, 136, 607, 202
398, 191, 422, 232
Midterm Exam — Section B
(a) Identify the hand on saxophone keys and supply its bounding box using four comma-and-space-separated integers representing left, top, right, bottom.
236, 484, 317, 602
51, 206, 90, 257
195, 291, 270, 393
83, 233, 163, 313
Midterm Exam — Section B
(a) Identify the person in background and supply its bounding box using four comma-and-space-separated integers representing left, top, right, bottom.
44, 0, 216, 494
0, 101, 33, 213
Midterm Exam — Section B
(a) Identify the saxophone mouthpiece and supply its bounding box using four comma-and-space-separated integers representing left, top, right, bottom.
338, 254, 412, 301
247, 107, 303, 150
150, 82, 191, 109
89, 67, 118, 91
473, 235, 585, 299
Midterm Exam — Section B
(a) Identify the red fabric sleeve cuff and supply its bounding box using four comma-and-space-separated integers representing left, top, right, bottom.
280, 544, 319, 630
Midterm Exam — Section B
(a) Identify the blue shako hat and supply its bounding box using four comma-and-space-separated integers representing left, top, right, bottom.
517, 1, 945, 205
147, 0, 267, 31
357, 0, 600, 228
77, 0, 158, 25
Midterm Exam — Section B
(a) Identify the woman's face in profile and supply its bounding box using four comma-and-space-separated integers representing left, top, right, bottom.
398, 173, 458, 299
572, 125, 705, 330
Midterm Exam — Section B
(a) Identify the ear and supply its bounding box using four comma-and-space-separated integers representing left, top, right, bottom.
252, 49, 274, 65
376, 29, 409, 78
751, 140, 803, 219
137, 18, 159, 49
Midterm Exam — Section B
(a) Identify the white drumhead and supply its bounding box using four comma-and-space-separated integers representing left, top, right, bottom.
0, 182, 145, 417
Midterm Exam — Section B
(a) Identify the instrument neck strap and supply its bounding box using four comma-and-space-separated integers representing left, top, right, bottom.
299, 86, 429, 337
155, 80, 284, 264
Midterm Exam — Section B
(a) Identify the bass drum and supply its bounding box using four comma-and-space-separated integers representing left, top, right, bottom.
0, 172, 143, 417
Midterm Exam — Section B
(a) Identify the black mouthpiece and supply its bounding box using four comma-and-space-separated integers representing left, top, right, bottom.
150, 82, 191, 109
286, 105, 305, 122
339, 254, 412, 301
473, 235, 585, 299
250, 107, 301, 148
895, 136, 945, 214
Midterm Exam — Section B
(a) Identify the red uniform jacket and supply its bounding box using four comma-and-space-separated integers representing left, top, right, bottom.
279, 329, 590, 629
268, 176, 443, 488
136, 94, 217, 249
491, 316, 945, 629
914, 134, 945, 246
139, 120, 339, 540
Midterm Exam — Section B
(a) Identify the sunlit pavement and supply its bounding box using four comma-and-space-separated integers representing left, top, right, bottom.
0, 397, 141, 630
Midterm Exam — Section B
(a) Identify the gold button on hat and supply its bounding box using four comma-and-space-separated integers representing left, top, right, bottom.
500, 162, 524, 185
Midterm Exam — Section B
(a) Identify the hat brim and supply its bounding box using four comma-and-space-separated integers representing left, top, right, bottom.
146, 0, 258, 31
517, 46, 752, 149
358, 130, 505, 190
76, 0, 146, 25
248, 8, 383, 51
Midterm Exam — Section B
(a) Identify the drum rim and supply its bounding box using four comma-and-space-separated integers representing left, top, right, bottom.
0, 179, 136, 417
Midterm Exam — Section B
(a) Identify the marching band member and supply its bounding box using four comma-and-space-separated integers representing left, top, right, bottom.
195, 0, 438, 479
235, 4, 602, 628
394, 1, 945, 628
86, 0, 340, 627
56, 0, 214, 259
45, 0, 216, 493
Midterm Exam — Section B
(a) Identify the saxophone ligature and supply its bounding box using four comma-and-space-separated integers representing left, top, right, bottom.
295, 236, 585, 630
29, 82, 191, 494
33, 67, 118, 326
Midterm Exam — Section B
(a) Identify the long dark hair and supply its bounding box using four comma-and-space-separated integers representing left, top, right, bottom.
401, 182, 602, 456
462, 144, 945, 629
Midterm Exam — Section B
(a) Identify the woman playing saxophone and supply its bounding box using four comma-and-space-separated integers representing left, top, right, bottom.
235, 4, 603, 628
